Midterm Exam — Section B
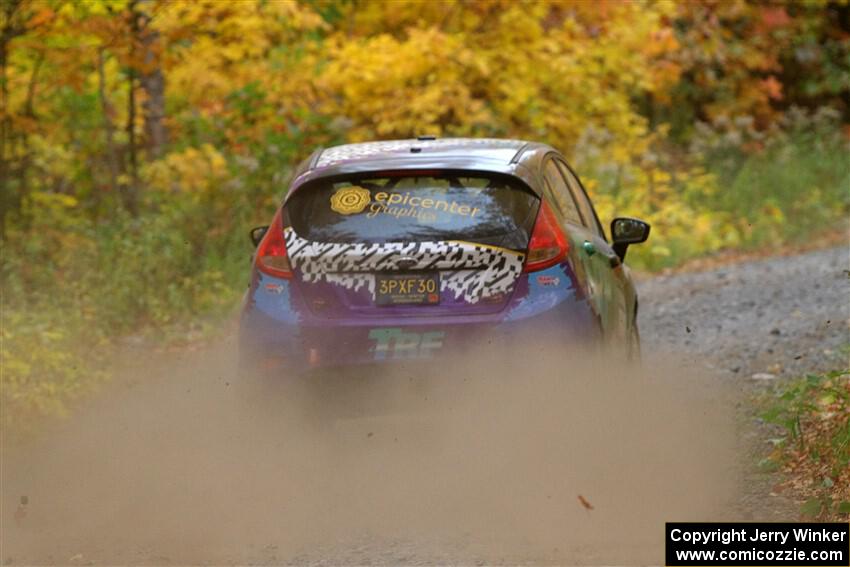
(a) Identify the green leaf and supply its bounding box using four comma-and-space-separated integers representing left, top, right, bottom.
757, 458, 780, 472
837, 501, 850, 514
800, 498, 823, 517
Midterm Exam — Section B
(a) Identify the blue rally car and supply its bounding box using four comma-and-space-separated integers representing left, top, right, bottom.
240, 138, 649, 373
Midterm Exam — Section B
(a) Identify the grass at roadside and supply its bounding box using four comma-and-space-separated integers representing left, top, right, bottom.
760, 368, 850, 520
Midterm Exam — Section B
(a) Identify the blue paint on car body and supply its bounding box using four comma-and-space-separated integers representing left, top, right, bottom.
252, 274, 301, 324
503, 263, 578, 322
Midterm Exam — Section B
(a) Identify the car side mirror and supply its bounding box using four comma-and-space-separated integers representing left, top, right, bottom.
611, 217, 650, 261
249, 226, 269, 247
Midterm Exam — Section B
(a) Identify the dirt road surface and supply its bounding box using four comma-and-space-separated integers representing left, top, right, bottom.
2, 246, 848, 565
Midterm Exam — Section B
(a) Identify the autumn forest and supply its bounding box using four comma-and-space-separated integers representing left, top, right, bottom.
1, 0, 849, 427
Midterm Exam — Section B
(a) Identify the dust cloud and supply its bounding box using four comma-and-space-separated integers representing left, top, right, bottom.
2, 338, 737, 565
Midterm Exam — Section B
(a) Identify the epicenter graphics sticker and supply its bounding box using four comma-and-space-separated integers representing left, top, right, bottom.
330, 186, 371, 215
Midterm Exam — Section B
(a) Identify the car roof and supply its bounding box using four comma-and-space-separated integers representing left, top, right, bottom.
315, 138, 527, 168
288, 137, 553, 197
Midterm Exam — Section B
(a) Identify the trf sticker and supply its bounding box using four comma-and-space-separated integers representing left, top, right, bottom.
368, 328, 445, 360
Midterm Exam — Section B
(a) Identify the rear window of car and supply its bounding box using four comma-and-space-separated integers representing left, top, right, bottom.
284, 174, 539, 249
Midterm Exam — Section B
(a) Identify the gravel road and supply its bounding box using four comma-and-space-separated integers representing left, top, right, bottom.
3, 245, 848, 566
638, 245, 849, 381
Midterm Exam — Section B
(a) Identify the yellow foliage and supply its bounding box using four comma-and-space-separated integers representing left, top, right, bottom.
320, 27, 493, 140
318, 0, 681, 170
155, 0, 325, 119
144, 144, 230, 194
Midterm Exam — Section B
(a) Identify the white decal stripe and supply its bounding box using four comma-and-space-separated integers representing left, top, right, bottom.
284, 228, 524, 303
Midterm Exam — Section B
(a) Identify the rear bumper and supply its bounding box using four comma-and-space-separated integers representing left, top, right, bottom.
239, 263, 599, 373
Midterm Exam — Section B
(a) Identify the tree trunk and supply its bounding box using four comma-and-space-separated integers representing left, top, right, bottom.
97, 49, 122, 202
125, 69, 139, 216
124, 0, 140, 216
138, 0, 166, 160
0, 0, 25, 239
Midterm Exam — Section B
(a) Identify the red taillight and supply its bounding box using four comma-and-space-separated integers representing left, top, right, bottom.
255, 209, 293, 279
523, 200, 569, 272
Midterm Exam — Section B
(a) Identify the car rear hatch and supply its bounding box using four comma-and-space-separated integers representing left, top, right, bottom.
282, 171, 539, 318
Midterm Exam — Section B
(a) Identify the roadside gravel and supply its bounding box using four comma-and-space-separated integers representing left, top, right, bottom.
638, 245, 849, 380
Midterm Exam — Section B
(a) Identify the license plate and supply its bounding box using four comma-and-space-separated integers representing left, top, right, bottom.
375, 273, 440, 306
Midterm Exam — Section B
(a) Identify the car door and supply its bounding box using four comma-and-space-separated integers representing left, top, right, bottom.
539, 156, 610, 335
554, 158, 630, 342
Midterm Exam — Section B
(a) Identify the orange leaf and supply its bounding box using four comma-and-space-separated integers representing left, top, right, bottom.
577, 494, 594, 511
27, 7, 54, 29
761, 76, 783, 101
